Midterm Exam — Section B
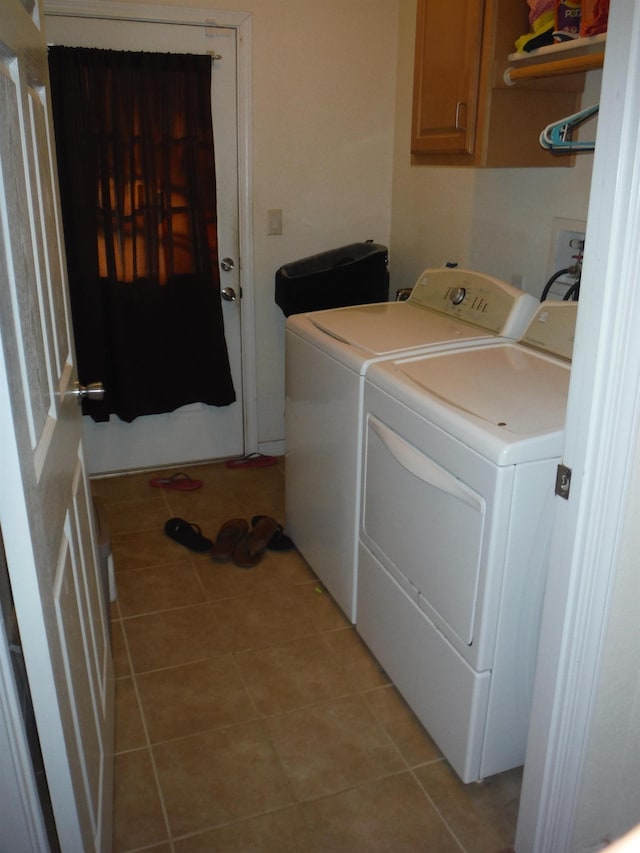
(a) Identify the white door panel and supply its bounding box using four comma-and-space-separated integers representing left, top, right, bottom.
44, 14, 244, 473
0, 1, 113, 849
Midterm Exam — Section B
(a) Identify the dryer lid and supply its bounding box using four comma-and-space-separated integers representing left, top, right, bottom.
397, 343, 571, 438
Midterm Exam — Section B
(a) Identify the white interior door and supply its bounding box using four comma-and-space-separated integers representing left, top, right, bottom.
0, 1, 114, 850
44, 13, 245, 475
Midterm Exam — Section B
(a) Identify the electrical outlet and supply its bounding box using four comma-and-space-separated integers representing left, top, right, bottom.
546, 217, 585, 300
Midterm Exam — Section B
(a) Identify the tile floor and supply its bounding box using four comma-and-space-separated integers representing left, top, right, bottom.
96, 458, 521, 852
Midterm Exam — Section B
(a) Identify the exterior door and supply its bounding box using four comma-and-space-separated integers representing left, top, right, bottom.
0, 1, 114, 850
44, 12, 245, 474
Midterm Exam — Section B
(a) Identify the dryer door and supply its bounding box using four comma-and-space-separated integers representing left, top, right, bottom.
362, 415, 488, 649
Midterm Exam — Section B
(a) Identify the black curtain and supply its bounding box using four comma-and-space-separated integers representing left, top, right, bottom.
48, 47, 235, 422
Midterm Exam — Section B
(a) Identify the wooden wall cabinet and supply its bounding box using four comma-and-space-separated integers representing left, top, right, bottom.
411, 0, 587, 167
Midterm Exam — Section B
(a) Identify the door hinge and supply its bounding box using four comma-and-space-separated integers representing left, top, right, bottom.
555, 463, 572, 499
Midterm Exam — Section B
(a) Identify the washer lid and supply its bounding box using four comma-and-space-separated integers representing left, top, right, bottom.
309, 301, 490, 356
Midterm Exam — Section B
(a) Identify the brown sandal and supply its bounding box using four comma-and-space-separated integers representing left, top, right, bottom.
232, 516, 279, 568
210, 518, 249, 563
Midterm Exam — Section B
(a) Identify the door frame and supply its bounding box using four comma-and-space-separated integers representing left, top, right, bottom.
43, 0, 258, 456
515, 3, 640, 851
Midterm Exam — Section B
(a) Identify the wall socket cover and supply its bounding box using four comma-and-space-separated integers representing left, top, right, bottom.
546, 216, 586, 299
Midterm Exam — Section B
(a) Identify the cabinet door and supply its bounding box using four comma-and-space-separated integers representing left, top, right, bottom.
411, 0, 485, 156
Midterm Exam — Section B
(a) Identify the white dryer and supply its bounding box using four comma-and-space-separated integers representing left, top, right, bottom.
357, 301, 577, 783
285, 268, 537, 622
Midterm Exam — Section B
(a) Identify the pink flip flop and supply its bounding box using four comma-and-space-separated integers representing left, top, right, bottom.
149, 472, 203, 491
225, 453, 278, 469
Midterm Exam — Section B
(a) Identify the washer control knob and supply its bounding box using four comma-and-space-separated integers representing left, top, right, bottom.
450, 286, 466, 305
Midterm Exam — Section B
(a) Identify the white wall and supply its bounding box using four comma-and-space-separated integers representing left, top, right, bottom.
197, 0, 399, 447
389, 0, 599, 302
241, 0, 399, 445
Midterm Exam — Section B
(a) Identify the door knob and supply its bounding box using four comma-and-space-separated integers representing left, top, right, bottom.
220, 257, 235, 272
71, 380, 105, 403
221, 287, 237, 302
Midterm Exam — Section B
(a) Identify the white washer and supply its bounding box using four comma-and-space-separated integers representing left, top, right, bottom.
285, 268, 537, 622
357, 301, 577, 783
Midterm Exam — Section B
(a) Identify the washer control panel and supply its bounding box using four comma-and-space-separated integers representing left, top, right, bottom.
408, 268, 538, 336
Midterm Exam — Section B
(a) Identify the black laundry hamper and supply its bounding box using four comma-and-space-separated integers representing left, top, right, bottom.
275, 242, 389, 317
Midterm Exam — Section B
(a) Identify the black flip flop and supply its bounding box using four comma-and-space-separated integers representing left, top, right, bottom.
164, 517, 213, 552
250, 515, 295, 551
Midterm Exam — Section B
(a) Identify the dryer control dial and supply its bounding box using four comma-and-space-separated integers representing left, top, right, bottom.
450, 286, 466, 305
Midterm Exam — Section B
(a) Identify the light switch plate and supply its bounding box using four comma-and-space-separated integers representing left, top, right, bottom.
267, 209, 283, 235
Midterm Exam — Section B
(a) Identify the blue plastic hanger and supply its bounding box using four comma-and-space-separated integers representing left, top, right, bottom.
540, 103, 599, 152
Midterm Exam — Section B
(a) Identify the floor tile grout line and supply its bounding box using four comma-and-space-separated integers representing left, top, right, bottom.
115, 570, 322, 615
117, 594, 345, 671
229, 643, 265, 722
166, 802, 307, 848
119, 683, 399, 751
294, 765, 437, 805
113, 697, 450, 772
252, 713, 302, 809
167, 768, 438, 846
117, 607, 176, 852
118, 840, 174, 853
411, 765, 468, 853
191, 555, 210, 601
120, 628, 353, 678
357, 689, 418, 773
113, 558, 207, 578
